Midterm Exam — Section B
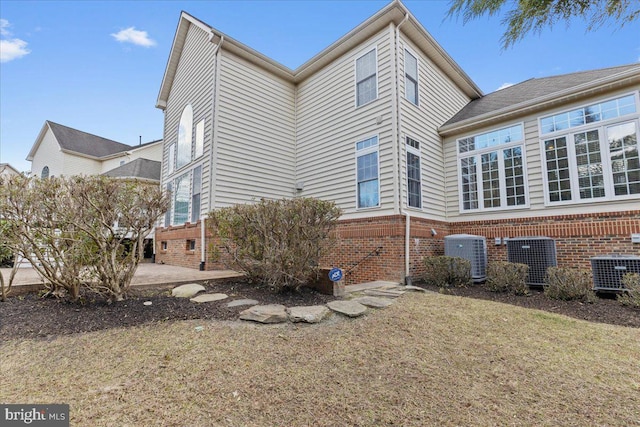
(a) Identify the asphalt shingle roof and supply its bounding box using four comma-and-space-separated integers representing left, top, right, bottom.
102, 158, 161, 181
443, 64, 640, 127
47, 121, 132, 158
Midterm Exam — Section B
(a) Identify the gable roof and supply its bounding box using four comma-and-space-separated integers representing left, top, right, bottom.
102, 158, 161, 182
27, 121, 161, 161
0, 163, 21, 176
156, 0, 482, 109
440, 63, 640, 135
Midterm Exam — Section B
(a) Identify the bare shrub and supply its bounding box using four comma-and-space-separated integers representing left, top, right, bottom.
618, 273, 640, 308
0, 175, 168, 301
208, 198, 341, 292
486, 261, 529, 295
544, 267, 596, 302
423, 256, 471, 288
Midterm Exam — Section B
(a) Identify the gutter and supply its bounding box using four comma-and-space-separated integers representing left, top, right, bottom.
393, 11, 411, 282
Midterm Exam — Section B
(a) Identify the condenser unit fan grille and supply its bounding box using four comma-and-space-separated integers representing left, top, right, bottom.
591, 256, 640, 291
507, 237, 557, 286
444, 234, 487, 282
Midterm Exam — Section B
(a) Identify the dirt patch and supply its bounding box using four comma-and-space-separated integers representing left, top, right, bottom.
0, 279, 335, 340
418, 282, 640, 328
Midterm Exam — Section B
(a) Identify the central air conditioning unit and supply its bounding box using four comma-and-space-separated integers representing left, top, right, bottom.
444, 234, 487, 282
591, 255, 640, 291
507, 237, 557, 286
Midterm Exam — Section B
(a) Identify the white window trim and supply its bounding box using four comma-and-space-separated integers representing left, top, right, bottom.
538, 91, 639, 137
354, 46, 379, 108
405, 135, 422, 210
167, 143, 175, 176
456, 122, 530, 213
176, 104, 193, 172
355, 134, 381, 210
540, 116, 640, 206
404, 47, 419, 107
194, 119, 205, 159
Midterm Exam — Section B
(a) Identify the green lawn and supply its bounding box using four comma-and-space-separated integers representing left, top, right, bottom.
2, 293, 639, 426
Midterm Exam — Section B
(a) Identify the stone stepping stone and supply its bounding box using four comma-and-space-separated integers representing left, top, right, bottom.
287, 305, 330, 323
226, 299, 259, 308
345, 281, 401, 293
239, 304, 288, 324
363, 289, 405, 298
172, 283, 206, 298
327, 300, 367, 318
190, 293, 228, 303
351, 296, 394, 308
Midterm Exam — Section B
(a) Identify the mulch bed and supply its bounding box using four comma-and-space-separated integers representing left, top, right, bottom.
418, 282, 640, 329
0, 279, 335, 341
1, 279, 638, 341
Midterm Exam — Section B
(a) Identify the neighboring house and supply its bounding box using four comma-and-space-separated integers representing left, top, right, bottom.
155, 0, 640, 284
0, 163, 21, 177
27, 120, 163, 181
26, 120, 164, 261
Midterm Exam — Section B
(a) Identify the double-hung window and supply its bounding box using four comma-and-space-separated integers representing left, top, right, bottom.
404, 49, 418, 105
356, 136, 379, 208
356, 49, 377, 107
406, 137, 422, 208
458, 124, 527, 211
541, 93, 639, 204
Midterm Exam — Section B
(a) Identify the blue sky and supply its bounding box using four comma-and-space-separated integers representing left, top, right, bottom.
1, 0, 638, 173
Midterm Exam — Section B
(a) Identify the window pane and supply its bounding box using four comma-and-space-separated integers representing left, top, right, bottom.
167, 144, 175, 175
406, 78, 418, 105
173, 173, 190, 225
607, 122, 640, 195
407, 151, 421, 208
504, 147, 526, 206
357, 144, 379, 208
358, 180, 379, 208
177, 105, 193, 169
574, 130, 605, 199
405, 50, 417, 80
481, 152, 501, 208
357, 151, 378, 181
195, 120, 204, 158
356, 50, 377, 106
460, 157, 478, 210
164, 182, 172, 226
191, 166, 202, 223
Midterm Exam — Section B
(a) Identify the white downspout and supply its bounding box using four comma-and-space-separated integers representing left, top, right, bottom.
394, 12, 410, 281
204, 33, 224, 270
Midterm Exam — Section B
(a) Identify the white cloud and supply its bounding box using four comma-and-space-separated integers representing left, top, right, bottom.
111, 27, 156, 47
0, 19, 10, 36
0, 38, 30, 62
0, 19, 30, 63
497, 82, 514, 91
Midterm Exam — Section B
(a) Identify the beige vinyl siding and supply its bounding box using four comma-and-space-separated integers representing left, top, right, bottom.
445, 86, 640, 221
398, 35, 471, 220
296, 29, 394, 217
101, 143, 163, 173
162, 22, 216, 220
30, 128, 66, 177
62, 154, 102, 176
213, 50, 296, 207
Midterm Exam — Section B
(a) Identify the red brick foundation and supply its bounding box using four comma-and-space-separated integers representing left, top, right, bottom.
154, 210, 640, 284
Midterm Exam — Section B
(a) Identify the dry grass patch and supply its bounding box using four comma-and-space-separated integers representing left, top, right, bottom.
2, 294, 639, 426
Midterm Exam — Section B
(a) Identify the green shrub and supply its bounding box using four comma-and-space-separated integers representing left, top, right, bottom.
486, 261, 529, 294
544, 267, 596, 302
207, 198, 341, 292
422, 256, 471, 288
618, 273, 640, 308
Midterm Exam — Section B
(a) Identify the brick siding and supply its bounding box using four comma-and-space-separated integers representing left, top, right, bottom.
155, 210, 640, 284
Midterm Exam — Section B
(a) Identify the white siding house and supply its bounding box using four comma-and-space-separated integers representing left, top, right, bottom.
155, 1, 640, 283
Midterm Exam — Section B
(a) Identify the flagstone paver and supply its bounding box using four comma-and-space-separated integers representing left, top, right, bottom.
171, 283, 206, 298
351, 296, 394, 308
287, 305, 331, 323
327, 300, 368, 317
239, 304, 288, 324
190, 293, 228, 303
226, 299, 260, 308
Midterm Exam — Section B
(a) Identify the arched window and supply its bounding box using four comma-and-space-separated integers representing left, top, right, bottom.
41, 166, 50, 179
176, 104, 193, 169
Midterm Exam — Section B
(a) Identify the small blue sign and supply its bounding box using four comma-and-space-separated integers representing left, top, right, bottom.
328, 267, 343, 282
